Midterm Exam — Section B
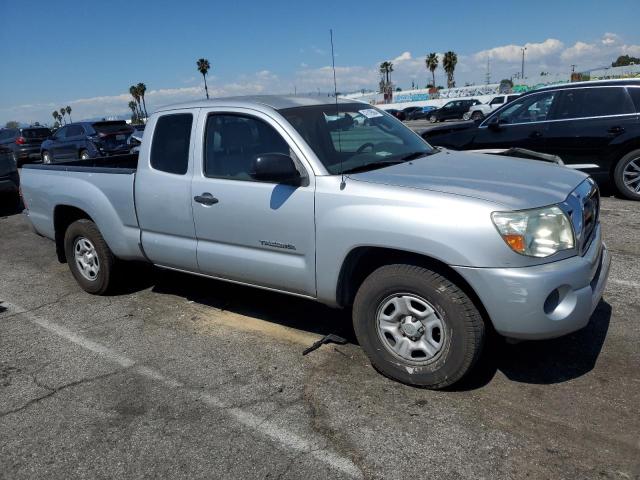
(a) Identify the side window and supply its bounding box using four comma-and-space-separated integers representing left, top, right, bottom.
53, 127, 67, 139
490, 97, 504, 105
204, 114, 291, 181
67, 125, 84, 137
150, 113, 192, 175
506, 95, 519, 103
628, 87, 640, 112
553, 87, 634, 120
494, 91, 557, 124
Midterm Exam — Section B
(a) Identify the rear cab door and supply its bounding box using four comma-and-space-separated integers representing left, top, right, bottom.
135, 109, 200, 271
190, 106, 317, 296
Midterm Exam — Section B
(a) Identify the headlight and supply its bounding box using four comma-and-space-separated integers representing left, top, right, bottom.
491, 206, 574, 257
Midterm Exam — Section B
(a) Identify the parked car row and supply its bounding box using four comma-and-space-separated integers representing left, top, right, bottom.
422, 79, 640, 200
0, 126, 51, 167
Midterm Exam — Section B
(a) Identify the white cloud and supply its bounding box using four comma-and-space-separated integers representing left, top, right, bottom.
475, 38, 564, 62
560, 41, 599, 61
392, 51, 412, 63
602, 33, 621, 46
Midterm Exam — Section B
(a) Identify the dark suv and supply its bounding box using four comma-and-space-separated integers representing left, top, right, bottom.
40, 121, 133, 164
422, 80, 640, 200
428, 99, 482, 122
0, 126, 51, 166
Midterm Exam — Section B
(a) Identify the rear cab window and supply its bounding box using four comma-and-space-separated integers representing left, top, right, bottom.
150, 113, 193, 175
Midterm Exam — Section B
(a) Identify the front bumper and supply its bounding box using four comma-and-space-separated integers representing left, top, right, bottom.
453, 225, 611, 340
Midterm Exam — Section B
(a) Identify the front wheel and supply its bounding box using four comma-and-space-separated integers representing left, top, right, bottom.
42, 151, 51, 164
429, 115, 438, 123
614, 149, 640, 200
64, 219, 117, 295
80, 149, 90, 160
471, 111, 484, 121
353, 264, 485, 389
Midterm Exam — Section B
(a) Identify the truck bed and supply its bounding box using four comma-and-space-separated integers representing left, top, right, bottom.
20, 152, 145, 262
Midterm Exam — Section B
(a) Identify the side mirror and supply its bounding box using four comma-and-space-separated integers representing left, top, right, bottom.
250, 153, 301, 185
487, 116, 502, 131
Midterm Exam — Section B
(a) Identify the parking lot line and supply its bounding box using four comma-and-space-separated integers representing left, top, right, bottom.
1, 300, 363, 480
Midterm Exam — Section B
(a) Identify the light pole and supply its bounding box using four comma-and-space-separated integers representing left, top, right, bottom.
521, 47, 527, 80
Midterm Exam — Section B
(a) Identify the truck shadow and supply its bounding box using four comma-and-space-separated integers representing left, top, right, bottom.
123, 267, 611, 390
456, 300, 612, 390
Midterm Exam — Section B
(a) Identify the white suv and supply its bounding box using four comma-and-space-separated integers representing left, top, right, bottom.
464, 94, 521, 121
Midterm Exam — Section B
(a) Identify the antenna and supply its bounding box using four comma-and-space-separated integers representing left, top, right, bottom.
330, 29, 345, 188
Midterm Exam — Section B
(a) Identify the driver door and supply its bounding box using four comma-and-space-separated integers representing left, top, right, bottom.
471, 90, 558, 152
191, 109, 317, 296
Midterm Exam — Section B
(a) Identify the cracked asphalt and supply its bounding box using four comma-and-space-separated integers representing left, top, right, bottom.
0, 190, 639, 479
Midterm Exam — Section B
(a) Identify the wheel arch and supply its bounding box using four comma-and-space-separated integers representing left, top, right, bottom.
335, 246, 490, 323
53, 205, 95, 263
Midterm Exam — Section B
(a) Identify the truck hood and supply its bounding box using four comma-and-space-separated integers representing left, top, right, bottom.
348, 150, 588, 210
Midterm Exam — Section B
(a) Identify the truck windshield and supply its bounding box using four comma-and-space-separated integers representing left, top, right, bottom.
280, 103, 435, 174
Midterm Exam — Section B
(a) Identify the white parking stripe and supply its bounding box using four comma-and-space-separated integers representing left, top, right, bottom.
1, 301, 363, 479
609, 279, 640, 289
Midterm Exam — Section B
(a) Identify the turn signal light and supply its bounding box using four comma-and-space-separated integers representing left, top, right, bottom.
503, 234, 525, 253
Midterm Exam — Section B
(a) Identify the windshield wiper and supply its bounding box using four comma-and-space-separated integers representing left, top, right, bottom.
398, 150, 433, 161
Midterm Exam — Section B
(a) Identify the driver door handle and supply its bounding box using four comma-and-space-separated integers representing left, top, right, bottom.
194, 193, 219, 206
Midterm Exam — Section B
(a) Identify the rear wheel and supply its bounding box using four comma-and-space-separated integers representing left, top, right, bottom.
352, 264, 485, 389
42, 151, 51, 164
429, 115, 438, 123
471, 111, 484, 121
64, 219, 116, 295
614, 149, 640, 200
80, 149, 90, 160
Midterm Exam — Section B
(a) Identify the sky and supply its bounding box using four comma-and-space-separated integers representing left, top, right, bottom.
1, 0, 639, 125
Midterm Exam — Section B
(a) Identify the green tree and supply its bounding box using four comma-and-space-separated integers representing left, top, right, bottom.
442, 51, 458, 88
197, 58, 211, 99
612, 55, 640, 67
128, 101, 139, 123
5, 121, 20, 128
425, 53, 439, 89
59, 109, 67, 125
65, 106, 72, 122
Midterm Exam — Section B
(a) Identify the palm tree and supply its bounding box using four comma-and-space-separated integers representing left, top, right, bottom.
136, 83, 148, 119
379, 61, 394, 86
196, 58, 211, 99
442, 51, 458, 89
52, 111, 59, 125
128, 101, 138, 122
426, 53, 439, 88
59, 109, 66, 125
129, 85, 143, 119
65, 106, 72, 122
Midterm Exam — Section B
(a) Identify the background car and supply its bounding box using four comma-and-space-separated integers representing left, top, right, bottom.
406, 105, 438, 120
421, 79, 640, 200
0, 126, 51, 166
384, 109, 406, 121
401, 106, 423, 119
428, 99, 482, 122
127, 124, 146, 153
463, 94, 521, 121
40, 120, 133, 164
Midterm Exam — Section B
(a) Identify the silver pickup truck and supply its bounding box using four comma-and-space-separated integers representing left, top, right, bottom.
20, 96, 611, 389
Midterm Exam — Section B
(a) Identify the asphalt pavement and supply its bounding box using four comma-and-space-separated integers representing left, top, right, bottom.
0, 192, 638, 479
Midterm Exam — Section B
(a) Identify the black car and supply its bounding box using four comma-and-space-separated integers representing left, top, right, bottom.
401, 106, 423, 119
0, 126, 51, 166
428, 99, 482, 123
421, 79, 640, 200
385, 109, 406, 121
40, 120, 133, 164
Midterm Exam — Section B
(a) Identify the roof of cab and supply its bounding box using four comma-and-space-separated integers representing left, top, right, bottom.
155, 95, 362, 113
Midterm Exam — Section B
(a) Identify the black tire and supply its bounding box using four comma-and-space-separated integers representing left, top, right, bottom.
471, 111, 484, 121
79, 149, 90, 160
64, 219, 116, 295
429, 115, 438, 123
42, 151, 51, 164
353, 264, 484, 389
613, 149, 640, 201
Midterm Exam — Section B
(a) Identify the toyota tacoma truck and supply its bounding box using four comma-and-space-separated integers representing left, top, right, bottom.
20, 96, 611, 389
